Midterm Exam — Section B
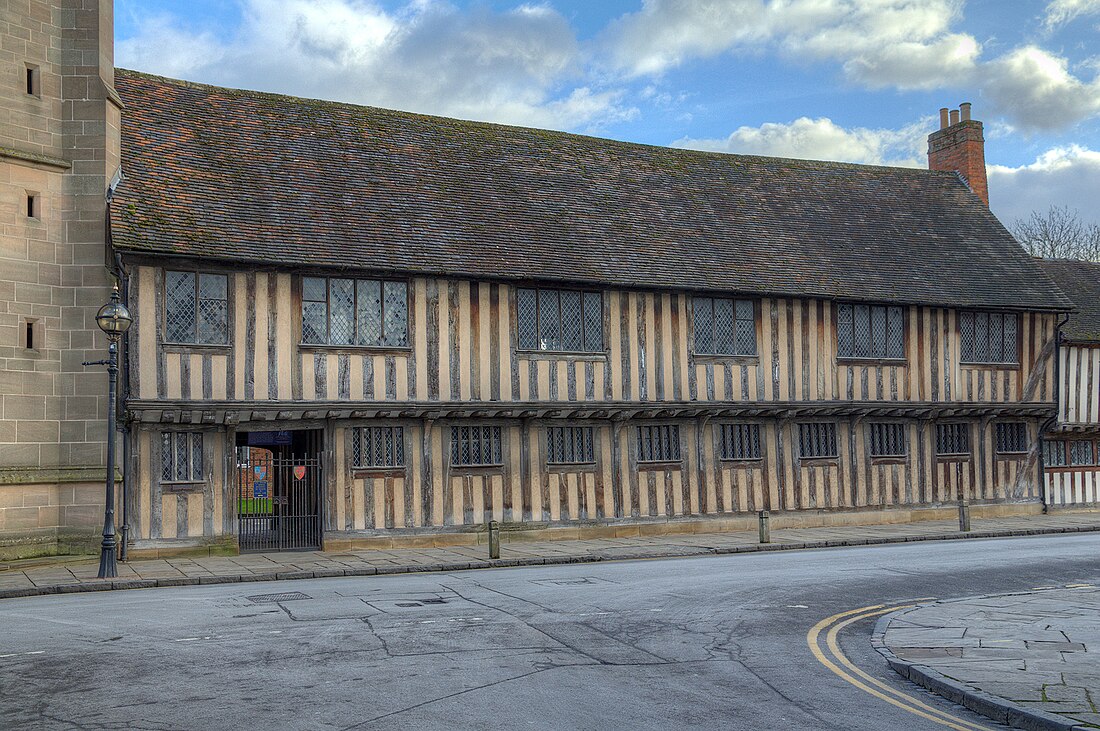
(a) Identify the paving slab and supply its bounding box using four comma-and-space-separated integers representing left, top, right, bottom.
876, 586, 1100, 730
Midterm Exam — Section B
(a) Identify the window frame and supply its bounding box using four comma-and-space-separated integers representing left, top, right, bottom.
637, 424, 682, 464
163, 270, 230, 346
935, 422, 971, 458
299, 275, 410, 349
796, 421, 839, 460
959, 311, 1019, 366
718, 423, 762, 461
545, 425, 596, 466
1069, 439, 1096, 467
449, 425, 505, 468
868, 422, 908, 459
1043, 439, 1068, 468
692, 296, 758, 357
515, 286, 604, 355
161, 431, 204, 484
835, 302, 907, 362
351, 425, 406, 472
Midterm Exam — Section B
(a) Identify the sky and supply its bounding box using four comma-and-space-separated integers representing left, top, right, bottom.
113, 0, 1100, 229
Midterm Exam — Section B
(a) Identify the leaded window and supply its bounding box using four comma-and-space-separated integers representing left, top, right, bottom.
1070, 440, 1095, 466
836, 303, 905, 359
936, 423, 970, 456
719, 423, 761, 460
162, 432, 203, 482
353, 426, 405, 468
450, 426, 503, 466
694, 297, 756, 355
869, 423, 907, 457
798, 422, 838, 459
517, 287, 602, 353
165, 271, 228, 344
1043, 440, 1067, 467
546, 426, 595, 465
995, 422, 1028, 454
959, 312, 1018, 364
302, 277, 407, 347
638, 424, 681, 463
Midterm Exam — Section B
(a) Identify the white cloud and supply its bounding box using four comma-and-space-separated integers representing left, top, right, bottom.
1044, 0, 1100, 27
988, 145, 1100, 227
671, 116, 928, 167
116, 0, 635, 130
607, 0, 976, 88
605, 0, 1100, 132
982, 46, 1100, 132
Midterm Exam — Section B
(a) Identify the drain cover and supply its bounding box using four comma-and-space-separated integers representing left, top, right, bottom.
247, 591, 312, 604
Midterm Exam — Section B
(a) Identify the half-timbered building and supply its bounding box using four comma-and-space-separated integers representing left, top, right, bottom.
1037, 259, 1100, 507
108, 71, 1072, 553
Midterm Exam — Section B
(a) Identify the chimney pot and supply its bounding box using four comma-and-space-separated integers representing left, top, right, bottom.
939, 108, 950, 129
960, 102, 971, 121
949, 109, 960, 126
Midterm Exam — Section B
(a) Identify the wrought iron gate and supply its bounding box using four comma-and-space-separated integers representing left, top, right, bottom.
237, 451, 322, 551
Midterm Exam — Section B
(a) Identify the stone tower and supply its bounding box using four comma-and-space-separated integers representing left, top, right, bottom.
0, 0, 120, 557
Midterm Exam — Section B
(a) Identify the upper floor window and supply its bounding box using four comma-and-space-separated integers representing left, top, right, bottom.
352, 426, 405, 469
302, 277, 407, 347
798, 422, 838, 459
517, 287, 602, 353
959, 312, 1017, 365
638, 424, 681, 463
162, 432, 203, 482
936, 423, 970, 456
837, 303, 905, 360
719, 423, 761, 460
869, 422, 907, 458
165, 271, 228, 344
693, 297, 756, 356
995, 422, 1028, 454
450, 425, 503, 466
546, 426, 595, 465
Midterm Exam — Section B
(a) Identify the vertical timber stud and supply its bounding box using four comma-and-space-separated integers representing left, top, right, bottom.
758, 510, 770, 543
488, 520, 500, 559
956, 461, 970, 532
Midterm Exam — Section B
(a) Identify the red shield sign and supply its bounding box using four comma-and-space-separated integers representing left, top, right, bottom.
293, 465, 306, 481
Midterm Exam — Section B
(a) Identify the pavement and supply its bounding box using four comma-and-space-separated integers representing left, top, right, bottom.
876, 587, 1100, 730
2, 511, 1100, 600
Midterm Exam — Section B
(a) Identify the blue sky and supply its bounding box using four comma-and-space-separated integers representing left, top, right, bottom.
115, 0, 1100, 228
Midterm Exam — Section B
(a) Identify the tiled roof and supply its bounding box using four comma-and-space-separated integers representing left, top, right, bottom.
1036, 259, 1100, 341
111, 69, 1072, 311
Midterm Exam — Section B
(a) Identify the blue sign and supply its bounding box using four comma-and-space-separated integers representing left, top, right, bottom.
247, 431, 293, 446
252, 481, 268, 499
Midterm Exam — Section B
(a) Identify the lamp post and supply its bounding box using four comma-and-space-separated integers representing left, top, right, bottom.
84, 284, 132, 579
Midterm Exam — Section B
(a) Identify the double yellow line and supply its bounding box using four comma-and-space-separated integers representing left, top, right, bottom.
807, 602, 995, 731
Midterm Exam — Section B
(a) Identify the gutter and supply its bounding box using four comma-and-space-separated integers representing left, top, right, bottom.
1038, 311, 1071, 513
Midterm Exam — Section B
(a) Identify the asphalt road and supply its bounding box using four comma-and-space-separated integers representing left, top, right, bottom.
2, 533, 1099, 731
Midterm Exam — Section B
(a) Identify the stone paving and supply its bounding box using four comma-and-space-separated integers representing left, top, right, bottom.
879, 587, 1100, 730
2, 512, 1100, 599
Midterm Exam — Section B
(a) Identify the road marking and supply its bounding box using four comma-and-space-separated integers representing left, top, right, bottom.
0, 651, 45, 659
808, 602, 996, 731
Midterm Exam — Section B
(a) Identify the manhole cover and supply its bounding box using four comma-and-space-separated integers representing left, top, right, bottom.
247, 591, 312, 604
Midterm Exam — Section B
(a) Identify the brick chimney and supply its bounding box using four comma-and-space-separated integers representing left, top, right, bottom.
928, 102, 989, 206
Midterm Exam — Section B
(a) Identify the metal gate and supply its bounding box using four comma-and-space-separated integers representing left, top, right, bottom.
237, 451, 322, 551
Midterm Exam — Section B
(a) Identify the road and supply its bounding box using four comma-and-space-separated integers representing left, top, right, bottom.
2, 533, 1099, 730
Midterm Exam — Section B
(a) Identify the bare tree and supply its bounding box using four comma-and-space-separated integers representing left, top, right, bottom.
1012, 205, 1100, 261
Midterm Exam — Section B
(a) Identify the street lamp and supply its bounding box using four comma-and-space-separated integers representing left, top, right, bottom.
84, 284, 132, 579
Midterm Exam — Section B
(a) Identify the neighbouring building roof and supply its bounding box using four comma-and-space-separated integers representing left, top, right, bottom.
110, 69, 1072, 312
1036, 259, 1100, 342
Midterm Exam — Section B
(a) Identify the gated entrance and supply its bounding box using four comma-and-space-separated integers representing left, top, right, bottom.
236, 430, 323, 551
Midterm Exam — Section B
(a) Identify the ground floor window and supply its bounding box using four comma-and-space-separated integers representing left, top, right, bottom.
869, 422, 907, 458
451, 425, 503, 466
638, 424, 681, 463
162, 432, 203, 482
546, 426, 595, 465
995, 422, 1028, 454
797, 422, 837, 459
353, 426, 405, 468
936, 423, 970, 456
719, 423, 761, 461
1043, 440, 1068, 467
